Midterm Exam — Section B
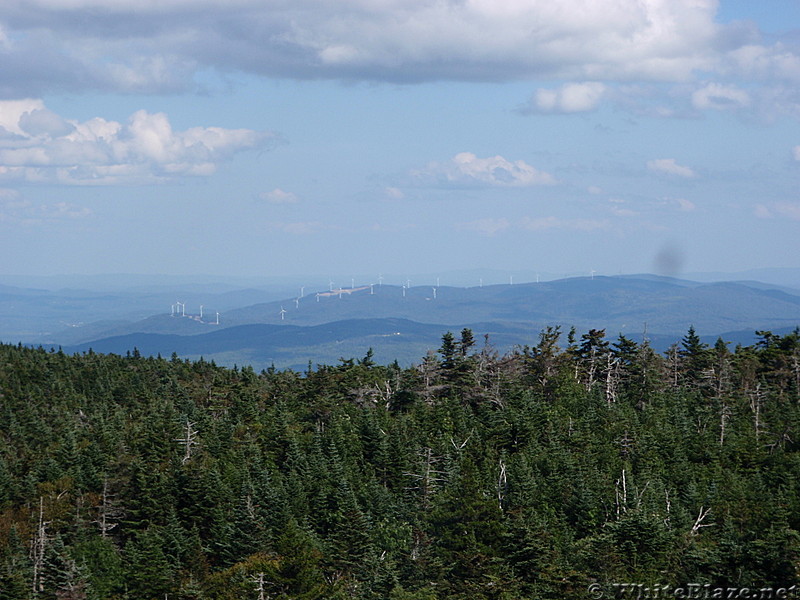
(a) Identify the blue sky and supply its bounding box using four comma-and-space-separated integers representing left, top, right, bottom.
1, 0, 799, 283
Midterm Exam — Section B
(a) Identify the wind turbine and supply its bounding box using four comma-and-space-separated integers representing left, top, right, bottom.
591, 269, 596, 280
370, 283, 374, 295
280, 306, 286, 321
479, 278, 483, 288
432, 287, 437, 299
329, 279, 334, 292
402, 285, 406, 298
510, 275, 514, 285
316, 292, 320, 302
294, 297, 299, 309
215, 312, 220, 325
436, 276, 440, 287
199, 305, 204, 320
378, 273, 383, 287
351, 277, 355, 289
171, 304, 175, 316
300, 286, 305, 298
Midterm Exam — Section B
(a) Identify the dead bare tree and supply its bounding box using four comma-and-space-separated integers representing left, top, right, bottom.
690, 507, 714, 535
31, 497, 49, 596
175, 419, 199, 464
93, 477, 123, 538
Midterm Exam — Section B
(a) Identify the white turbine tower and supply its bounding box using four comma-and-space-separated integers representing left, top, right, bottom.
591, 269, 596, 280
432, 287, 437, 299
280, 306, 287, 321
370, 283, 374, 295
171, 304, 175, 316
329, 279, 334, 291
351, 277, 355, 289
510, 275, 514, 285
300, 286, 305, 298
200, 305, 204, 320
295, 297, 299, 309
316, 293, 320, 302
378, 273, 383, 287
402, 285, 406, 298
215, 312, 220, 325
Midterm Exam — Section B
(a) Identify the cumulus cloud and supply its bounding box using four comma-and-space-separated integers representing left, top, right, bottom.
647, 158, 697, 178
0, 0, 772, 95
725, 43, 800, 83
0, 100, 272, 185
524, 82, 607, 114
384, 187, 405, 200
609, 205, 637, 217
260, 188, 298, 204
412, 152, 555, 188
691, 82, 751, 110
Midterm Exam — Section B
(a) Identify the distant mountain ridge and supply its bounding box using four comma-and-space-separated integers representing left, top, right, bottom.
44, 274, 800, 370
220, 276, 800, 334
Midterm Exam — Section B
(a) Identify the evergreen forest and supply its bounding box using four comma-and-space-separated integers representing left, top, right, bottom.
1, 326, 799, 599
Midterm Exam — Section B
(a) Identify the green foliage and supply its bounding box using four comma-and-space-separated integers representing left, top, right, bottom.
0, 330, 799, 599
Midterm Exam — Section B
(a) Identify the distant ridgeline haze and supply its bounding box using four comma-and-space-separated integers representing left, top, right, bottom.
1, 274, 796, 370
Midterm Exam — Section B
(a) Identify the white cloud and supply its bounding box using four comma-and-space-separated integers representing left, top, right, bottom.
0, 0, 796, 126
753, 202, 800, 221
260, 188, 298, 204
384, 186, 405, 199
771, 202, 800, 221
0, 0, 758, 94
675, 198, 696, 211
0, 192, 91, 224
691, 82, 750, 110
754, 204, 772, 219
793, 146, 800, 161
647, 158, 696, 178
610, 205, 637, 217
413, 152, 555, 188
527, 82, 607, 114
725, 43, 800, 83
0, 100, 272, 185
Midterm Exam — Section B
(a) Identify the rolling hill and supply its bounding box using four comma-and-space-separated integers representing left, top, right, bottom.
47, 274, 800, 370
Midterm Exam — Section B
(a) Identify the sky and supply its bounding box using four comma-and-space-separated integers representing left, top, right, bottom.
1, 0, 800, 283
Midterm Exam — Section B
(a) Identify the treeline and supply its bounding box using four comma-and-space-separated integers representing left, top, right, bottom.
0, 326, 799, 599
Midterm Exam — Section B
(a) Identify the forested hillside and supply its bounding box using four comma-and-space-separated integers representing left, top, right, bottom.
1, 327, 799, 599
